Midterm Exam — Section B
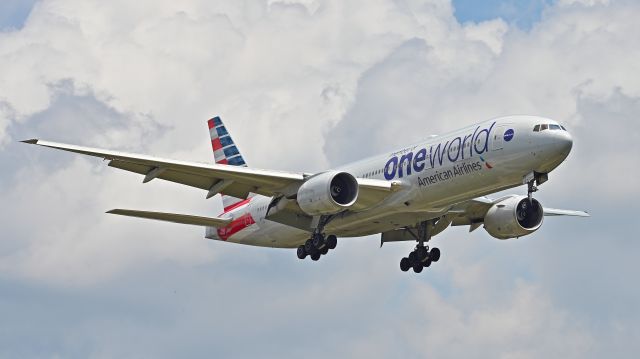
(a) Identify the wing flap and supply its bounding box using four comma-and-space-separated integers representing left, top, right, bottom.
107, 209, 232, 227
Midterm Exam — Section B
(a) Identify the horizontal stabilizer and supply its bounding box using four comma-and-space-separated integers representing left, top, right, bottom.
107, 209, 232, 227
544, 208, 590, 217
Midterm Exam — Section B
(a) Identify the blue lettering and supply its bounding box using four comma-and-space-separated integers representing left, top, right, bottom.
384, 157, 398, 180
471, 126, 480, 157
382, 122, 496, 180
398, 152, 414, 177
461, 134, 472, 159
473, 121, 496, 155
429, 141, 449, 168
448, 137, 461, 162
413, 148, 427, 173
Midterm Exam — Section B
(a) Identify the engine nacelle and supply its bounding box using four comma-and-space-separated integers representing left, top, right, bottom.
297, 171, 359, 216
484, 196, 544, 240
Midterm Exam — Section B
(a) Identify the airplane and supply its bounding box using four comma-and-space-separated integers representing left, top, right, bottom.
22, 115, 589, 273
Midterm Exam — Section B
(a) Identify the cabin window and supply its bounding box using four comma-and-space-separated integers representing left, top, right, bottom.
533, 125, 540, 132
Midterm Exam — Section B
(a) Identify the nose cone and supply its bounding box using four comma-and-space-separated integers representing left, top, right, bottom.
556, 130, 573, 157
541, 128, 573, 172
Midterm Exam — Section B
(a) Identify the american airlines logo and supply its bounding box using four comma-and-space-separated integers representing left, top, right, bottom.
384, 122, 496, 180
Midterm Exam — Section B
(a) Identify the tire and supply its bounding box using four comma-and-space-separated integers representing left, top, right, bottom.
400, 257, 411, 272
423, 259, 432, 268
304, 239, 313, 252
321, 246, 329, 255
311, 252, 321, 261
430, 248, 441, 262
416, 246, 429, 262
408, 251, 418, 264
312, 235, 325, 249
326, 235, 337, 249
297, 245, 307, 259
412, 264, 423, 273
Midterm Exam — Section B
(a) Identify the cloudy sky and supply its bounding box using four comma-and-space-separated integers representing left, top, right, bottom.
1, 0, 639, 357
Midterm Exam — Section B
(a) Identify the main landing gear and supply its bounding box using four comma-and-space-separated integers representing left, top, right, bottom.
399, 220, 441, 273
296, 215, 338, 261
296, 234, 337, 261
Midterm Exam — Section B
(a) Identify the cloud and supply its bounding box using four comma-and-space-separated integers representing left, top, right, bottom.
1, 0, 639, 357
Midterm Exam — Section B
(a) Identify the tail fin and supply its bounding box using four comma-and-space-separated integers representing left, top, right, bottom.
207, 116, 249, 210
207, 116, 247, 167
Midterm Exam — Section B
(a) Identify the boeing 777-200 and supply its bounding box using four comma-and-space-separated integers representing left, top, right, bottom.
23, 115, 588, 273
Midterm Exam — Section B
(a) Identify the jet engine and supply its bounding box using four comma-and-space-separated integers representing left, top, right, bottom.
297, 171, 359, 216
484, 196, 544, 239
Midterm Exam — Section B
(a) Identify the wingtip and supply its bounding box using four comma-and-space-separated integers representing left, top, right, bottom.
20, 139, 39, 144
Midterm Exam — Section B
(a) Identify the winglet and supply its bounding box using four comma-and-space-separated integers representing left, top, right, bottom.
21, 139, 39, 144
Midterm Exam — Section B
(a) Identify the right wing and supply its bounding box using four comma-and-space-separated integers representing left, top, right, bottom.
107, 209, 232, 227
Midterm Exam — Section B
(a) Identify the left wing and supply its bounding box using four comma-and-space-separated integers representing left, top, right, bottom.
22, 139, 397, 211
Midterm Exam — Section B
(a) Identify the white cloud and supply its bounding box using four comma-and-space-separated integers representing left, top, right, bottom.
1, 0, 639, 357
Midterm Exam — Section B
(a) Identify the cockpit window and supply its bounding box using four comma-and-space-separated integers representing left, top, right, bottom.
560, 125, 567, 131
533, 124, 540, 132
550, 124, 561, 130
540, 124, 548, 131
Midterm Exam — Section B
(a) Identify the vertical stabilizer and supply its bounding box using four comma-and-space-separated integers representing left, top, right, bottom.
208, 116, 247, 167
207, 116, 249, 210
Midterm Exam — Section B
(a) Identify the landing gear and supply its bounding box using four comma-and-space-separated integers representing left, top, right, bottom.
296, 233, 338, 261
400, 244, 441, 273
527, 178, 538, 202
399, 219, 442, 274
296, 214, 339, 261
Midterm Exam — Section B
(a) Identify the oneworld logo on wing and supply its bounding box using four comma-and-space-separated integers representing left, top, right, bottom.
504, 128, 515, 142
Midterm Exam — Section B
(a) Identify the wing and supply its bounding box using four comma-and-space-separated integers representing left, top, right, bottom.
107, 209, 232, 227
23, 139, 396, 210
543, 208, 590, 217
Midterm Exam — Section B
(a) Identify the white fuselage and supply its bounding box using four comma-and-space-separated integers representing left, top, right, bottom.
205, 115, 573, 248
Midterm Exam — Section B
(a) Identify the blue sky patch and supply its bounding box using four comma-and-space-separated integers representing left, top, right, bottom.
452, 0, 553, 30
0, 0, 38, 31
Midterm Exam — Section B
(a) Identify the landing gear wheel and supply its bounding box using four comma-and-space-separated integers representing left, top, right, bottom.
297, 245, 307, 259
408, 251, 418, 263
423, 259, 432, 268
415, 246, 429, 262
312, 234, 326, 249
430, 247, 441, 262
326, 235, 337, 249
310, 252, 321, 261
304, 239, 314, 253
400, 257, 411, 272
320, 246, 329, 255
412, 264, 423, 273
